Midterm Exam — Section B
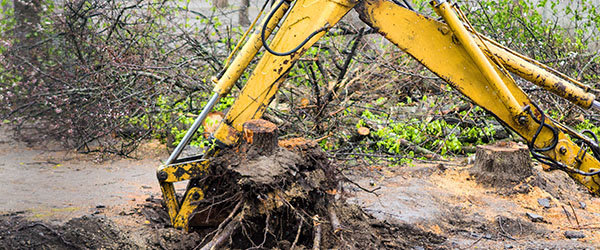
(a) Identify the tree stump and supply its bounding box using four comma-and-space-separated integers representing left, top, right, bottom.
243, 119, 279, 156
470, 141, 533, 189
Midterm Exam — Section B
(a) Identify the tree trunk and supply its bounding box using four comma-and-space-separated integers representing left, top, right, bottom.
213, 0, 228, 9
238, 0, 250, 26
242, 119, 279, 156
13, 0, 41, 48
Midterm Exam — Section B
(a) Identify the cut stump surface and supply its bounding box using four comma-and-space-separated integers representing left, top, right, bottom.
243, 119, 278, 155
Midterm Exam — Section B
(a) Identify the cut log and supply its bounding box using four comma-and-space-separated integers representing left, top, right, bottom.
357, 126, 370, 136
398, 139, 441, 160
279, 137, 316, 151
243, 119, 279, 156
470, 141, 532, 189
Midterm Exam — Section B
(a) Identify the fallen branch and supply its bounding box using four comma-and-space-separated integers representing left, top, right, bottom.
398, 139, 441, 160
569, 201, 581, 228
339, 171, 381, 195
328, 204, 342, 234
561, 205, 573, 226
496, 216, 516, 241
313, 216, 322, 250
199, 214, 242, 250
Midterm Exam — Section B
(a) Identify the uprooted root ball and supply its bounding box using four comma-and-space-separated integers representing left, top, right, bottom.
188, 138, 446, 249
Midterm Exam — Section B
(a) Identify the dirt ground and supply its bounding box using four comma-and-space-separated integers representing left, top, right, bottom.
346, 162, 600, 249
0, 125, 164, 222
1, 124, 599, 249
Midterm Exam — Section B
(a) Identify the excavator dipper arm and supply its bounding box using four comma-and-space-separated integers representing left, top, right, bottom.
157, 0, 600, 230
356, 0, 600, 190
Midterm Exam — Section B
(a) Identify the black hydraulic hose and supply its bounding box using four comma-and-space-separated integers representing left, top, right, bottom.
525, 104, 600, 177
402, 0, 414, 11
391, 0, 415, 11
581, 129, 600, 159
526, 105, 558, 152
261, 0, 329, 56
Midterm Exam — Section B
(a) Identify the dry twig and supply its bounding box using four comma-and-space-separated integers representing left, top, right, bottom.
199, 214, 242, 250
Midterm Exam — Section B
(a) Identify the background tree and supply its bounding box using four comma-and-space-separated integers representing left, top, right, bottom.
239, 0, 250, 26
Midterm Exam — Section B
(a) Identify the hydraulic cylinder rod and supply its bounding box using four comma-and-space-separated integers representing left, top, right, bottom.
165, 93, 220, 164
478, 39, 597, 109
164, 1, 291, 164
213, 0, 291, 95
433, 0, 523, 116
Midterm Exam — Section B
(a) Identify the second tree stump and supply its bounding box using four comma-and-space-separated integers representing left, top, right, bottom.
470, 141, 533, 189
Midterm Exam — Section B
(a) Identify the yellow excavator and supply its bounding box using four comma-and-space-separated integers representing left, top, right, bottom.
156, 0, 600, 230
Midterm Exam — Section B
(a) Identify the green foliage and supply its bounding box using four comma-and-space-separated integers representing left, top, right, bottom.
331, 101, 498, 165
575, 119, 600, 135
167, 96, 234, 148
128, 93, 235, 149
462, 0, 599, 71
307, 0, 599, 166
369, 117, 475, 156
2, 0, 599, 162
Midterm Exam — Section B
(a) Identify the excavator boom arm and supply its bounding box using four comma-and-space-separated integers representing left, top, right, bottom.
157, 0, 600, 230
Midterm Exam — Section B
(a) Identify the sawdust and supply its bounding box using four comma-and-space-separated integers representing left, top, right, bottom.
3, 123, 599, 248
429, 163, 600, 246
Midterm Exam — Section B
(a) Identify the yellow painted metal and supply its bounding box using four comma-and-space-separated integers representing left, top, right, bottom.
213, 0, 291, 95
433, 0, 522, 117
161, 0, 356, 230
157, 160, 210, 183
476, 37, 595, 109
213, 0, 356, 145
356, 0, 600, 193
173, 186, 205, 230
478, 34, 592, 92
160, 0, 600, 231
159, 182, 179, 225
157, 158, 211, 228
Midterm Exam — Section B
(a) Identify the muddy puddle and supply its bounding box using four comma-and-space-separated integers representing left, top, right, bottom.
0, 126, 163, 222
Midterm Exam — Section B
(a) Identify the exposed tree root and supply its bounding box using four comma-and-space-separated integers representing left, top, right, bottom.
199, 214, 242, 250
180, 120, 447, 249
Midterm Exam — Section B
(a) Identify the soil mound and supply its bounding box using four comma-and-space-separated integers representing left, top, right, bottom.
0, 214, 136, 249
